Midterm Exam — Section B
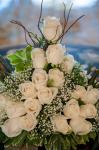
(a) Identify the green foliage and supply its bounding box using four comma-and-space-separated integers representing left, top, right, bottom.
27, 132, 44, 147
91, 131, 99, 150
44, 63, 58, 73
44, 132, 97, 150
47, 79, 54, 87
71, 64, 87, 86
78, 99, 85, 106
7, 46, 32, 72
0, 129, 6, 142
1, 129, 96, 150
0, 55, 12, 81
5, 131, 27, 148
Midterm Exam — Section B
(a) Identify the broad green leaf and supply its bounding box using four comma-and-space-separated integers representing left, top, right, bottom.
7, 54, 22, 64
7, 45, 32, 72
5, 131, 27, 147
15, 62, 26, 72
0, 129, 6, 141
26, 45, 33, 59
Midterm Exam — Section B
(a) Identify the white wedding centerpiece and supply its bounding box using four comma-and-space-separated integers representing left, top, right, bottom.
0, 1, 99, 150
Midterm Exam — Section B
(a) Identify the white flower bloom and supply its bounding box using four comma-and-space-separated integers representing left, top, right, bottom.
19, 114, 37, 131
46, 44, 65, 65
61, 55, 75, 73
31, 48, 47, 69
19, 82, 36, 99
48, 68, 65, 88
43, 16, 62, 41
80, 104, 97, 118
32, 69, 48, 87
51, 114, 71, 134
82, 87, 99, 104
37, 86, 58, 105
24, 98, 42, 116
1, 118, 22, 137
6, 101, 26, 119
70, 117, 92, 135
71, 85, 86, 100
63, 99, 80, 119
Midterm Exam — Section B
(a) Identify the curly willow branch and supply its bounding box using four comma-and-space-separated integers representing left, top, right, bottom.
57, 3, 73, 42
10, 20, 38, 46
56, 3, 85, 43
38, 0, 45, 37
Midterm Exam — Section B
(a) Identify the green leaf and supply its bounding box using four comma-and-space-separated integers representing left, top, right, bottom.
7, 55, 22, 64
7, 45, 32, 72
15, 62, 26, 72
71, 64, 87, 86
47, 79, 54, 87
27, 133, 43, 147
0, 129, 6, 142
78, 99, 85, 106
5, 131, 27, 147
26, 45, 33, 59
44, 63, 58, 73
89, 131, 96, 140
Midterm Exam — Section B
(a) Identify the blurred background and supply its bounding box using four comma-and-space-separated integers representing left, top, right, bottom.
0, 0, 99, 67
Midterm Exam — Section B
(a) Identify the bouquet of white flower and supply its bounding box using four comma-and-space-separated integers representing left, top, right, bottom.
0, 1, 99, 150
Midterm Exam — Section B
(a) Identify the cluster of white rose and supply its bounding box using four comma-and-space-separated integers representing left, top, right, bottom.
0, 39, 75, 138
0, 16, 99, 139
51, 85, 99, 135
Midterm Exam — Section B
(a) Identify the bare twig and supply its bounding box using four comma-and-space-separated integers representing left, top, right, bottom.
58, 15, 85, 42
60, 2, 67, 42
58, 3, 73, 42
66, 3, 73, 25
24, 28, 31, 46
55, 2, 85, 43
10, 20, 37, 46
64, 15, 85, 34
29, 32, 40, 43
38, 0, 44, 37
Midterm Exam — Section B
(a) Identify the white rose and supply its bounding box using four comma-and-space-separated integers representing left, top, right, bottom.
61, 55, 75, 73
32, 69, 48, 87
19, 82, 36, 99
48, 68, 65, 88
1, 118, 22, 137
71, 85, 86, 100
31, 48, 47, 69
46, 44, 65, 65
51, 114, 71, 134
37, 86, 58, 105
70, 117, 92, 135
19, 114, 37, 131
43, 16, 62, 41
80, 104, 97, 118
82, 87, 99, 104
63, 99, 80, 119
6, 101, 26, 118
24, 98, 42, 116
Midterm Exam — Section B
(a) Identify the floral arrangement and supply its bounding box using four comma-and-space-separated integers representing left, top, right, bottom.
0, 1, 99, 150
